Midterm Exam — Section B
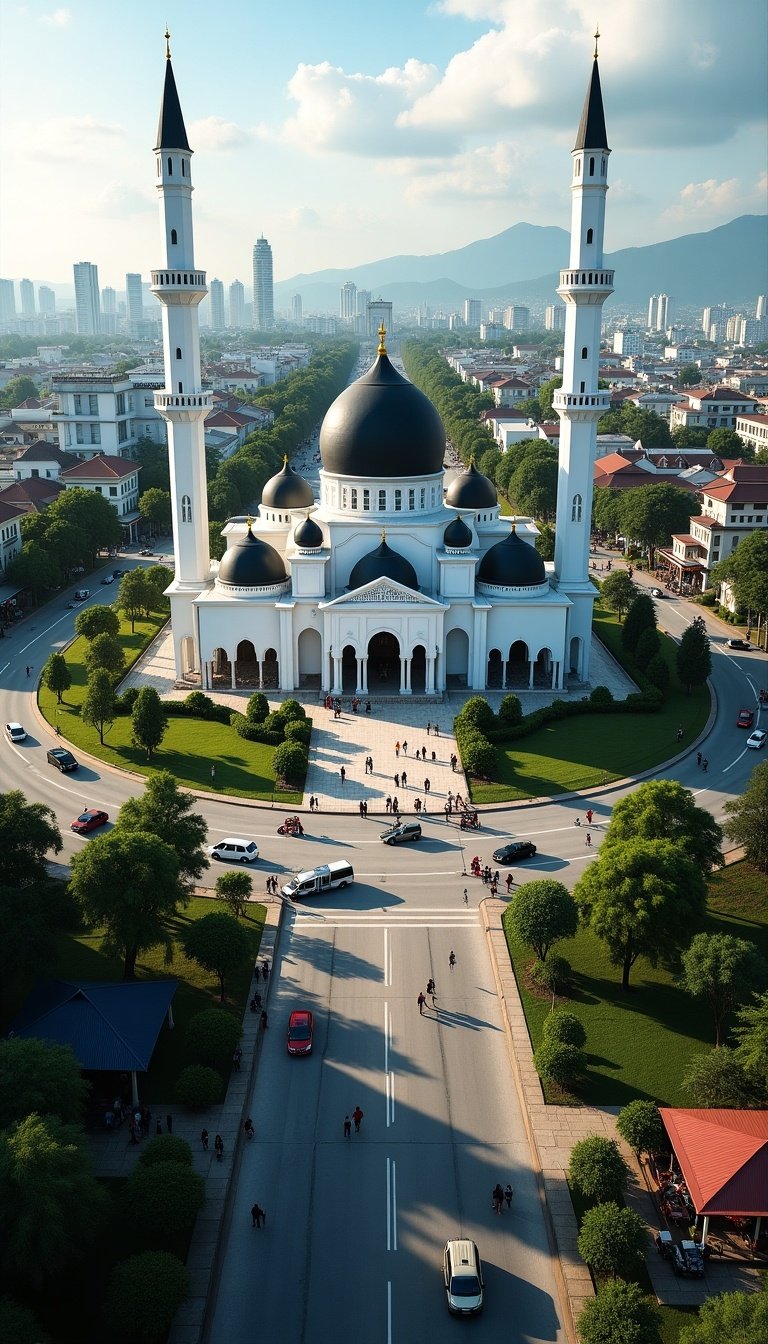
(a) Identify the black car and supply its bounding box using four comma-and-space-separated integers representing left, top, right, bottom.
47, 747, 79, 772
672, 1241, 705, 1278
492, 840, 537, 864
726, 638, 751, 650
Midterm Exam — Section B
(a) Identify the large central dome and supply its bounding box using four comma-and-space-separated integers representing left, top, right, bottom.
320, 345, 446, 479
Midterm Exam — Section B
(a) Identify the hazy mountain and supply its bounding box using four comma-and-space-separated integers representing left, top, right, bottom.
275, 215, 767, 315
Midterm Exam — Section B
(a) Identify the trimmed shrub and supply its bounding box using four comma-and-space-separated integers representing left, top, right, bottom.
245, 692, 269, 723
498, 693, 523, 725
114, 685, 140, 714
533, 1039, 585, 1089
635, 625, 660, 670
175, 1063, 223, 1109
589, 685, 614, 707
284, 718, 311, 746
105, 1250, 190, 1343
569, 1135, 627, 1204
264, 710, 287, 735
529, 955, 572, 993
460, 732, 496, 779
184, 1008, 242, 1067
138, 1135, 193, 1168
273, 740, 308, 786
578, 1282, 660, 1344
577, 1203, 647, 1279
542, 1010, 587, 1050
615, 1100, 666, 1157
230, 712, 282, 745
456, 695, 495, 731
281, 698, 306, 722
184, 691, 215, 717
123, 1162, 205, 1244
0, 1299, 51, 1344
645, 652, 670, 694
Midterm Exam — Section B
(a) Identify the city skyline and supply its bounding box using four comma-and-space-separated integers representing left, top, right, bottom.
0, 0, 765, 290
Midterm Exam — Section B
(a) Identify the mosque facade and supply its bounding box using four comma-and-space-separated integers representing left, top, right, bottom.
152, 37, 613, 698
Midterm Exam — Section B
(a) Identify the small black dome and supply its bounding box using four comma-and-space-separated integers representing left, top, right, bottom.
320, 349, 445, 479
478, 527, 546, 587
349, 536, 418, 591
261, 458, 314, 510
443, 515, 473, 548
217, 526, 287, 587
293, 514, 323, 549
445, 459, 497, 509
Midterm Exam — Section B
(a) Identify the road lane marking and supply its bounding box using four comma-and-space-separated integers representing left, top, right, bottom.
386, 1158, 397, 1251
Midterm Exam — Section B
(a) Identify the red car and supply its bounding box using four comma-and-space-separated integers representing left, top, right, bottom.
287, 1009, 314, 1056
737, 708, 754, 729
71, 808, 109, 834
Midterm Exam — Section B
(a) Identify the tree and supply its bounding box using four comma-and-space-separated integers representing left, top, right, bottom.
246, 691, 270, 723
542, 1011, 586, 1049
116, 772, 208, 890
105, 1251, 190, 1344
215, 869, 252, 919
42, 650, 72, 703
0, 1113, 108, 1288
0, 789, 62, 886
184, 1007, 242, 1066
592, 486, 623, 538
711, 531, 768, 639
122, 1161, 205, 1244
603, 779, 723, 878
69, 830, 186, 979
508, 452, 558, 521
138, 1135, 193, 1168
75, 605, 120, 641
723, 760, 768, 873
538, 375, 563, 421
578, 1281, 661, 1344
131, 686, 168, 759
677, 364, 701, 387
682, 1046, 757, 1108
0, 881, 79, 990
569, 1135, 627, 1205
143, 563, 174, 613
681, 933, 767, 1046
85, 630, 125, 676
634, 625, 660, 671
707, 427, 744, 457
533, 1039, 585, 1089
0, 1299, 51, 1344
678, 1285, 768, 1344
0, 1038, 89, 1128
180, 912, 249, 1001
615, 1100, 666, 1158
0, 373, 38, 408
52, 486, 122, 561
574, 839, 706, 989
81, 667, 117, 744
132, 436, 171, 493
174, 1063, 223, 1109
600, 571, 636, 621
7, 539, 60, 603
733, 991, 768, 1095
618, 482, 692, 567
138, 487, 172, 534
272, 739, 308, 787
621, 593, 657, 655
118, 569, 152, 632
577, 1203, 647, 1279
676, 615, 711, 693
505, 880, 578, 961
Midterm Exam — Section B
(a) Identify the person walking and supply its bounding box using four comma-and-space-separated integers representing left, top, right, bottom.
493, 1183, 505, 1215
585, 832, 592, 847
463, 887, 469, 905
201, 1128, 209, 1150
210, 764, 216, 784
418, 991, 426, 1015
585, 808, 593, 825
352, 1106, 364, 1133
262, 959, 270, 980
702, 758, 709, 773
402, 740, 408, 755
424, 778, 430, 793
427, 977, 436, 1005
166, 1113, 173, 1134
395, 741, 400, 757
244, 1117, 255, 1140
251, 1203, 265, 1228
343, 1115, 352, 1139
261, 1010, 269, 1030
233, 1046, 242, 1072
506, 873, 514, 893
696, 751, 702, 768
449, 950, 456, 971
394, 773, 400, 789
421, 745, 427, 761
214, 1134, 224, 1161
676, 725, 684, 742
504, 1183, 513, 1209
340, 765, 346, 784
401, 770, 407, 787
359, 799, 364, 818
386, 795, 392, 813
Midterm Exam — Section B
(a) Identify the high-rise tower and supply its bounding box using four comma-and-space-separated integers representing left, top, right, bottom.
151, 32, 211, 680
252, 236, 274, 329
553, 36, 614, 680
73, 261, 101, 334
209, 278, 225, 329
229, 279, 245, 328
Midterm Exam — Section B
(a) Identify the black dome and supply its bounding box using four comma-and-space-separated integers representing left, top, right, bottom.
217, 527, 287, 587
261, 458, 314, 510
477, 527, 546, 587
320, 350, 445, 478
349, 536, 418, 591
445, 459, 497, 509
443, 515, 473, 548
293, 514, 323, 549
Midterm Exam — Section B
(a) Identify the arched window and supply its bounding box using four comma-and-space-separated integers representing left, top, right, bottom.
586, 228, 593, 244
571, 493, 583, 523
176, 347, 182, 360
581, 346, 588, 359
181, 494, 191, 523
394, 489, 402, 512
170, 228, 177, 245
167, 156, 173, 175
589, 156, 595, 176
575, 158, 581, 177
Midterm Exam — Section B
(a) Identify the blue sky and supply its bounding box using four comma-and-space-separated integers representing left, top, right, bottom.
1, 0, 765, 293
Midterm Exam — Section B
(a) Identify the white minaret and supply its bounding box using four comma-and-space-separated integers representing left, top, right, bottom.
151, 33, 212, 681
553, 32, 614, 681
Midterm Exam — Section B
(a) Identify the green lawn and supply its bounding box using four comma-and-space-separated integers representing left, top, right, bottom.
471, 601, 710, 803
51, 896, 267, 1101
38, 614, 302, 803
504, 863, 768, 1106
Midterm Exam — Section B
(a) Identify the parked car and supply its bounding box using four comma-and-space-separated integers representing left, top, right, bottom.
207, 837, 259, 864
747, 729, 767, 750
287, 1009, 314, 1056
737, 707, 755, 729
726, 638, 751, 650
492, 840, 537, 864
5, 721, 27, 743
655, 1230, 674, 1261
650, 587, 665, 598
70, 808, 109, 834
47, 747, 79, 772
672, 1240, 705, 1278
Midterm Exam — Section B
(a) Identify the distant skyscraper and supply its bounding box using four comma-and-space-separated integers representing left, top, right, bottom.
19, 279, 35, 317
125, 273, 144, 331
38, 285, 56, 316
291, 293, 303, 327
367, 297, 393, 338
340, 281, 357, 321
356, 288, 371, 317
656, 294, 670, 331
463, 298, 481, 328
545, 303, 566, 331
757, 295, 767, 321
229, 279, 245, 328
647, 294, 657, 329
0, 279, 16, 323
73, 262, 101, 335
209, 278, 225, 329
504, 305, 530, 331
101, 286, 117, 334
252, 236, 274, 330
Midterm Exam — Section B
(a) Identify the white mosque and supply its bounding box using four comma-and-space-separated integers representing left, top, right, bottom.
152, 35, 615, 698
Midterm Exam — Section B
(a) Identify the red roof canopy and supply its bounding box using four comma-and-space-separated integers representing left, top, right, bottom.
660, 1109, 768, 1216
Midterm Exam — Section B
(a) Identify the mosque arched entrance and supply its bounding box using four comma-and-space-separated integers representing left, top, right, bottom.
367, 632, 400, 693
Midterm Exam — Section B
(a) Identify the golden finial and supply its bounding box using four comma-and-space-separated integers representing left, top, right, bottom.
593, 25, 600, 59
283, 453, 289, 466
380, 528, 387, 543
510, 516, 517, 534
165, 28, 171, 60
377, 323, 387, 356
245, 513, 252, 532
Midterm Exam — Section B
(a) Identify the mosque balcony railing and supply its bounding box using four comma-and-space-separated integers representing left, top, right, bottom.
150, 270, 207, 296
557, 267, 615, 291
154, 391, 213, 413
553, 389, 612, 414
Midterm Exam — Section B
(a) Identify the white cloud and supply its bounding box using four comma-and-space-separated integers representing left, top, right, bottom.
83, 184, 154, 217
280, 206, 323, 230
38, 7, 71, 26
395, 140, 529, 204
662, 177, 765, 225
187, 116, 250, 152
30, 114, 126, 162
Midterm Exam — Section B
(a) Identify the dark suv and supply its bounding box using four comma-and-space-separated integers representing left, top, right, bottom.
47, 747, 79, 772
492, 840, 537, 864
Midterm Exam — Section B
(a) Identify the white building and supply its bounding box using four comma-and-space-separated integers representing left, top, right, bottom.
670, 386, 758, 433
613, 329, 644, 356
659, 463, 768, 590
504, 306, 530, 332
59, 454, 142, 542
0, 500, 23, 574
340, 282, 357, 322
252, 237, 274, 329
229, 280, 246, 328
367, 299, 393, 339
73, 262, 101, 335
545, 304, 566, 331
209, 279, 225, 330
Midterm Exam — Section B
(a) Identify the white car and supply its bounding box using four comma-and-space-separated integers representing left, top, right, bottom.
207, 837, 259, 864
746, 729, 767, 750
5, 721, 27, 743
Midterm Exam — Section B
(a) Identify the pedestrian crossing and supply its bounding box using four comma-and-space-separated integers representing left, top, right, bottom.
291, 906, 479, 928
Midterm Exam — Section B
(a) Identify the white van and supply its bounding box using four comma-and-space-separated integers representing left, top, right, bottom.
282, 861, 354, 900
443, 1239, 484, 1315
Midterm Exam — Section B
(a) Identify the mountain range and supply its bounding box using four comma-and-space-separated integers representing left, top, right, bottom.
275, 215, 768, 316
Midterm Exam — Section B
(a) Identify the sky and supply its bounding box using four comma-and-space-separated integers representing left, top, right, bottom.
0, 0, 766, 295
